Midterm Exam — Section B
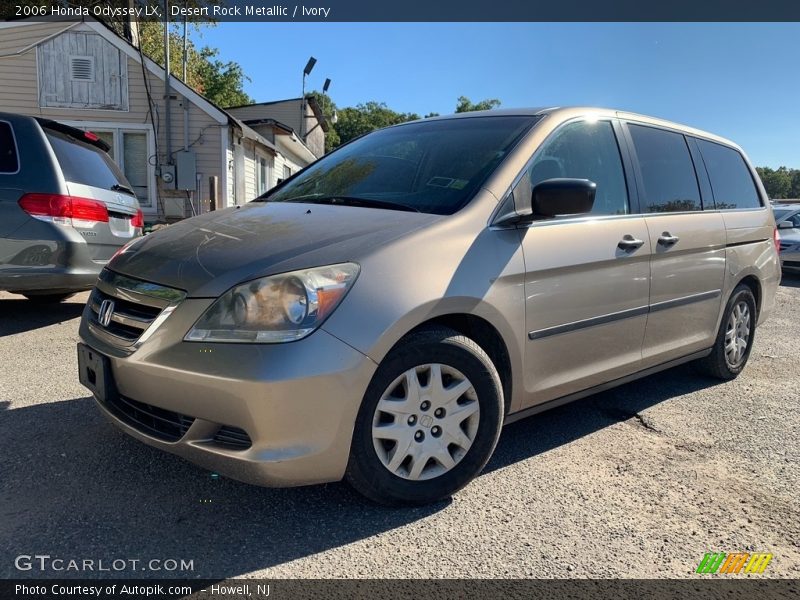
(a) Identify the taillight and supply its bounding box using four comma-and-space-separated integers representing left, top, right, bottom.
131, 208, 144, 228
774, 227, 781, 253
18, 193, 108, 224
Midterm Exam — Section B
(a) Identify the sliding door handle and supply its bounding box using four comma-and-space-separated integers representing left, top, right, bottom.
618, 235, 645, 251
658, 232, 680, 246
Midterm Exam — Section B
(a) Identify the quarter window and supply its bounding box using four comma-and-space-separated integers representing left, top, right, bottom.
628, 124, 702, 213
0, 122, 19, 173
696, 139, 762, 210
527, 120, 629, 216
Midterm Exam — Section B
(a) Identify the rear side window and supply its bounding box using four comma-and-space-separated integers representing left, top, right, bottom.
628, 124, 702, 213
0, 121, 19, 173
45, 129, 129, 191
696, 139, 762, 210
528, 120, 629, 215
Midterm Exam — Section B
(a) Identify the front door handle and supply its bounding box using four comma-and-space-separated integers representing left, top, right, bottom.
658, 232, 680, 246
618, 235, 645, 251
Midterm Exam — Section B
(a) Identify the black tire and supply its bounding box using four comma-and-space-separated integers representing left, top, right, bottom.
345, 327, 503, 506
22, 293, 76, 303
696, 284, 757, 380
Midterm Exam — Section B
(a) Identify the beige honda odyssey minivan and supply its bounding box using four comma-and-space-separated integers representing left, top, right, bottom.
78, 107, 780, 505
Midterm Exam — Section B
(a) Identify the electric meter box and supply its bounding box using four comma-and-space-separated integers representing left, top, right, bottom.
175, 150, 197, 191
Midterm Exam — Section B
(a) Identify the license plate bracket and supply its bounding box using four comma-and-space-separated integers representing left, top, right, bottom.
77, 343, 113, 403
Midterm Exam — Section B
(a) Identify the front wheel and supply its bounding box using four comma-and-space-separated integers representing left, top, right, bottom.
345, 327, 503, 506
697, 284, 757, 380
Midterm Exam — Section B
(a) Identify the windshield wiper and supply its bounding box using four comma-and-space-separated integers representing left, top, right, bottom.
283, 196, 420, 213
110, 184, 136, 196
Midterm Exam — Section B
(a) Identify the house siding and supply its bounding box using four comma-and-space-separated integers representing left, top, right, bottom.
228, 99, 324, 158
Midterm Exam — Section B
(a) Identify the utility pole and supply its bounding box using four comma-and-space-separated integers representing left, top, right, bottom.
163, 1, 172, 162
301, 57, 316, 139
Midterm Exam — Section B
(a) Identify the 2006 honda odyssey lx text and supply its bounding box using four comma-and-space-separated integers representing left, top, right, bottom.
78, 107, 780, 505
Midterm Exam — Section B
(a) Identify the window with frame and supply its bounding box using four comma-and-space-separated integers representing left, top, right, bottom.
695, 139, 762, 210
72, 128, 152, 208
526, 120, 629, 216
258, 157, 270, 195
0, 122, 19, 173
628, 124, 702, 213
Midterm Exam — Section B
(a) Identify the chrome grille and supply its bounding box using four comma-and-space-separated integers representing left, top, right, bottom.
87, 269, 185, 348
89, 288, 162, 341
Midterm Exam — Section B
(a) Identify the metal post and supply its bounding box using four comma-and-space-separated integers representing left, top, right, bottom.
300, 73, 305, 139
163, 3, 172, 162
209, 176, 218, 211
182, 10, 187, 82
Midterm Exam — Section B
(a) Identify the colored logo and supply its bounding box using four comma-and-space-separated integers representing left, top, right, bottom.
696, 552, 773, 574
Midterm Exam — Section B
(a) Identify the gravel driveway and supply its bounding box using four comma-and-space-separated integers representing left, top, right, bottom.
1, 277, 798, 579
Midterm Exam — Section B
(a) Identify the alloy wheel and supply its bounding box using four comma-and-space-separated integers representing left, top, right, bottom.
724, 301, 751, 368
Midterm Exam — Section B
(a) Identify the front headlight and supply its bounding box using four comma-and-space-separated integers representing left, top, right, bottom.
185, 262, 359, 343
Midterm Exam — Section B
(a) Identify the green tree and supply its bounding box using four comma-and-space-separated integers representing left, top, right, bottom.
136, 22, 252, 107
320, 96, 504, 152
791, 170, 800, 198
335, 102, 420, 146
756, 166, 793, 199
193, 46, 253, 107
455, 96, 501, 113
308, 91, 341, 153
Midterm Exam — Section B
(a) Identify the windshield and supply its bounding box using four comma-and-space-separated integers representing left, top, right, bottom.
258, 115, 538, 215
773, 208, 792, 221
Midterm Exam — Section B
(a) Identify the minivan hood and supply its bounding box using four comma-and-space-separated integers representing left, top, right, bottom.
109, 202, 440, 297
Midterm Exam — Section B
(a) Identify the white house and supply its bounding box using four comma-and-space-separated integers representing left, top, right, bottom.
0, 17, 320, 222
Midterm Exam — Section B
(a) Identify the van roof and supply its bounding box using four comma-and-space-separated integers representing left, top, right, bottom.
0, 111, 111, 153
418, 106, 741, 151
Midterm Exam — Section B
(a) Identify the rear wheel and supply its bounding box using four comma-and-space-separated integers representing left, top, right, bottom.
697, 284, 757, 380
22, 293, 76, 303
346, 327, 503, 506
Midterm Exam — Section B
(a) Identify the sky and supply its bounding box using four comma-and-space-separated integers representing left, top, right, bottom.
192, 23, 799, 168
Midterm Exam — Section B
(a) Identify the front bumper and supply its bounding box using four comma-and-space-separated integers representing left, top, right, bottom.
79, 295, 377, 487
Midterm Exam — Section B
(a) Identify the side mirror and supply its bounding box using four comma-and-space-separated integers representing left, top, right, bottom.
777, 220, 794, 230
531, 178, 596, 218
496, 177, 598, 227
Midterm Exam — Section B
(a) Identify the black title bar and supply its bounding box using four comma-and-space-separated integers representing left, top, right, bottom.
3, 579, 800, 600
3, 0, 800, 22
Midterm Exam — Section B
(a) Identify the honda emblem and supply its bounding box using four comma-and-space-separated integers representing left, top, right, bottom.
98, 299, 115, 327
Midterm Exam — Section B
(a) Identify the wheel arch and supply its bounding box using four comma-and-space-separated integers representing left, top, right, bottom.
735, 274, 762, 318
392, 313, 515, 415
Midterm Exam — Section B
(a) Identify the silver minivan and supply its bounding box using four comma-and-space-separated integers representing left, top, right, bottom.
0, 112, 142, 301
77, 107, 780, 505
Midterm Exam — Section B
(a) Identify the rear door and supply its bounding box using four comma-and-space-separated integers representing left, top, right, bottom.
0, 119, 23, 240
623, 122, 726, 366
519, 118, 652, 407
42, 125, 140, 261
0, 118, 29, 266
